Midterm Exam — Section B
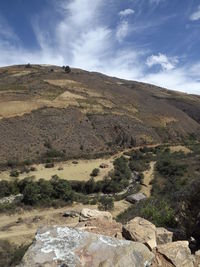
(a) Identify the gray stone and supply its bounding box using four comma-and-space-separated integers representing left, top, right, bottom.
126, 193, 146, 204
63, 210, 80, 218
20, 226, 155, 267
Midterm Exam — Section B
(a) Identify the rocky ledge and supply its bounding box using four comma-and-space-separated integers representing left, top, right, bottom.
19, 209, 197, 267
20, 226, 154, 267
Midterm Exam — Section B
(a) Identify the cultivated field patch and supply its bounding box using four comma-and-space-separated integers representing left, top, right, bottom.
0, 101, 44, 119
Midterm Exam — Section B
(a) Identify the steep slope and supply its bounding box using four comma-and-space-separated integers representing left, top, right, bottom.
0, 64, 199, 164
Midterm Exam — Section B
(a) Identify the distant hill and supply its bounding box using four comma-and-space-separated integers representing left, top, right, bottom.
0, 64, 200, 164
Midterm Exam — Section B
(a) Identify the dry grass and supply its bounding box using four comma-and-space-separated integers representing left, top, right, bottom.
44, 79, 81, 87
10, 70, 32, 77
112, 200, 131, 218
0, 101, 44, 119
170, 145, 191, 154
97, 99, 114, 108
0, 200, 129, 245
56, 91, 85, 100
0, 158, 113, 182
0, 204, 97, 245
140, 161, 156, 198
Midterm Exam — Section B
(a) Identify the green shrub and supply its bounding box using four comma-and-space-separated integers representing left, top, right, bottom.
90, 168, 100, 177
98, 197, 114, 211
22, 182, 40, 205
10, 170, 20, 178
117, 198, 177, 228
45, 149, 64, 158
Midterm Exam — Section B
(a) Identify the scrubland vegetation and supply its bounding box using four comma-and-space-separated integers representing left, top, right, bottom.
0, 240, 30, 267
118, 143, 200, 242
1, 141, 200, 245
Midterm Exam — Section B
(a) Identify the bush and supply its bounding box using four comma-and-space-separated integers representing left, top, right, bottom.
64, 66, 71, 73
90, 168, 100, 177
7, 159, 18, 168
10, 170, 20, 178
22, 182, 40, 205
25, 63, 31, 68
45, 163, 54, 168
45, 149, 64, 158
117, 198, 177, 228
98, 197, 114, 211
156, 159, 187, 178
0, 180, 19, 198
50, 176, 74, 202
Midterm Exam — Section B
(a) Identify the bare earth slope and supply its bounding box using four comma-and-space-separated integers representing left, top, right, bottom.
0, 64, 200, 164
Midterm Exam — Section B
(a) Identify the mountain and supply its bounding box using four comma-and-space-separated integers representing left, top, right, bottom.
0, 64, 200, 164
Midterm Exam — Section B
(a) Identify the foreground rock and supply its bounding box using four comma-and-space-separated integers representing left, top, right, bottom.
122, 217, 157, 249
156, 227, 173, 245
20, 226, 155, 267
75, 218, 123, 238
79, 208, 113, 222
156, 241, 194, 267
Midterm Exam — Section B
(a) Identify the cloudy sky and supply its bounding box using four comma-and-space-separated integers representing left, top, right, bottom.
0, 0, 200, 94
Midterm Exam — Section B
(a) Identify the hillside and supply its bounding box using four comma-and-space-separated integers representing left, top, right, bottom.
0, 64, 200, 164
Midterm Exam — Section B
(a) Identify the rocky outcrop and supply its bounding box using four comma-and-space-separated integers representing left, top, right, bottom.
75, 218, 123, 238
20, 226, 155, 267
156, 241, 194, 267
122, 217, 157, 250
156, 227, 173, 245
18, 212, 195, 267
79, 208, 113, 222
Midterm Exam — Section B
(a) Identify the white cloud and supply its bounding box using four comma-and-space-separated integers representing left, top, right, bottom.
190, 5, 200, 21
119, 9, 135, 17
146, 53, 178, 71
116, 20, 129, 42
149, 0, 165, 4
143, 68, 200, 95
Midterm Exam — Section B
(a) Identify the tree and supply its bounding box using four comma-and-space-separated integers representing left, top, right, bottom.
85, 178, 96, 194
64, 66, 71, 73
22, 182, 40, 205
51, 177, 74, 202
99, 197, 114, 211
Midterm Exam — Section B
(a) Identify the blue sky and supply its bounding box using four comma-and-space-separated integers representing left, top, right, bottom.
0, 0, 200, 94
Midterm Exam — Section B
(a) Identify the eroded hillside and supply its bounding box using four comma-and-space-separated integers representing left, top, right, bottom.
0, 64, 200, 164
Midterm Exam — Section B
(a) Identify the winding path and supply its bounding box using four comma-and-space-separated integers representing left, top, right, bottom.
140, 161, 156, 198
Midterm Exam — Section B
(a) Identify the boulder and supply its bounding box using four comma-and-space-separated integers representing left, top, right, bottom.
126, 193, 146, 204
75, 218, 122, 238
156, 227, 173, 245
122, 217, 157, 250
80, 208, 112, 222
194, 250, 200, 266
157, 241, 194, 267
20, 226, 155, 267
63, 210, 80, 218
